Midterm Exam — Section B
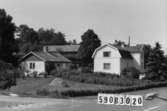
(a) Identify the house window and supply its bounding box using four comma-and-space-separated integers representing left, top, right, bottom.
30, 63, 35, 69
103, 63, 111, 70
103, 51, 111, 57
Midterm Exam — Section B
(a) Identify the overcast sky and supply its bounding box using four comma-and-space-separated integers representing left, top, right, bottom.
0, 0, 167, 50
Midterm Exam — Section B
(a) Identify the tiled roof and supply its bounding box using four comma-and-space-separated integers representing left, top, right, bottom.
21, 51, 71, 63
44, 45, 80, 52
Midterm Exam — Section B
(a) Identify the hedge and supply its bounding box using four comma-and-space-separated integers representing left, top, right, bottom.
51, 70, 150, 87
37, 80, 167, 97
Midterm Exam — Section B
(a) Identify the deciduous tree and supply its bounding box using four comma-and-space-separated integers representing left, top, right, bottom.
0, 9, 17, 63
77, 29, 101, 66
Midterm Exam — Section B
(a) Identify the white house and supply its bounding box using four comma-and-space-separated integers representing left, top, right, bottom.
92, 43, 144, 75
20, 51, 71, 76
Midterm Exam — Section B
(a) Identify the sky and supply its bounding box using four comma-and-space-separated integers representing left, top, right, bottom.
0, 0, 167, 51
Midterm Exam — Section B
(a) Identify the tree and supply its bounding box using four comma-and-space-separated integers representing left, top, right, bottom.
142, 44, 152, 68
17, 24, 39, 44
113, 40, 128, 47
16, 25, 40, 53
145, 42, 167, 81
0, 9, 17, 63
38, 28, 67, 45
77, 29, 101, 66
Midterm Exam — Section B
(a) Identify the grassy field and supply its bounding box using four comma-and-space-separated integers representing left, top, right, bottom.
4, 77, 167, 98
8, 78, 123, 97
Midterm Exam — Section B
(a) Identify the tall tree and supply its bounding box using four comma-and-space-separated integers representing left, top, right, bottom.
38, 28, 67, 45
146, 42, 167, 81
16, 24, 40, 53
77, 29, 101, 66
0, 9, 17, 63
17, 24, 39, 44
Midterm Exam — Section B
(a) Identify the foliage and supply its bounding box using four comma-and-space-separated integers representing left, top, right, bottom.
121, 67, 140, 79
145, 42, 167, 81
36, 79, 167, 97
16, 26, 68, 53
113, 40, 128, 47
77, 29, 101, 66
36, 88, 50, 96
51, 70, 148, 86
16, 25, 41, 53
0, 9, 17, 63
79, 66, 92, 73
0, 61, 17, 89
38, 28, 67, 45
16, 24, 39, 44
141, 44, 152, 69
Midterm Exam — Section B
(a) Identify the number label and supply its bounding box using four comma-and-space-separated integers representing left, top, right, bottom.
97, 93, 143, 106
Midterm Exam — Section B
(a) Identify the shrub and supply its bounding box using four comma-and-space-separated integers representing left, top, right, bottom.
38, 72, 48, 78
79, 66, 92, 73
51, 70, 145, 87
121, 67, 140, 79
14, 69, 25, 78
35, 80, 167, 97
36, 88, 50, 96
0, 61, 17, 89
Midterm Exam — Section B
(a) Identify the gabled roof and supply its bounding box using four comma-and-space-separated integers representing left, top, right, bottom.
92, 43, 141, 59
44, 45, 80, 53
92, 43, 118, 58
20, 51, 71, 63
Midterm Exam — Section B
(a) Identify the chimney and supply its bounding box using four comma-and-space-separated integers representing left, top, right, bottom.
43, 46, 49, 52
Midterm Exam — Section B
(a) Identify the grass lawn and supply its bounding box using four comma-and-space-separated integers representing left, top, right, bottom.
9, 78, 54, 97
8, 77, 123, 97
4, 77, 167, 98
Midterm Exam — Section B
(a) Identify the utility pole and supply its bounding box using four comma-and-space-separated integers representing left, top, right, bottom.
128, 36, 131, 47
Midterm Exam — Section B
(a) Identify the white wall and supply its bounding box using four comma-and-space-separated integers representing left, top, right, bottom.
22, 61, 45, 75
131, 53, 142, 70
93, 46, 121, 75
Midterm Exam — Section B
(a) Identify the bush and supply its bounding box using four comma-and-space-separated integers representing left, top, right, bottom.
121, 67, 140, 79
79, 66, 92, 73
50, 70, 146, 87
0, 61, 17, 89
38, 72, 48, 78
36, 88, 50, 96
36, 80, 167, 97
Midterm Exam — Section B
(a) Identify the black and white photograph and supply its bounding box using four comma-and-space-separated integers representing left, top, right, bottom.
0, 0, 166, 111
